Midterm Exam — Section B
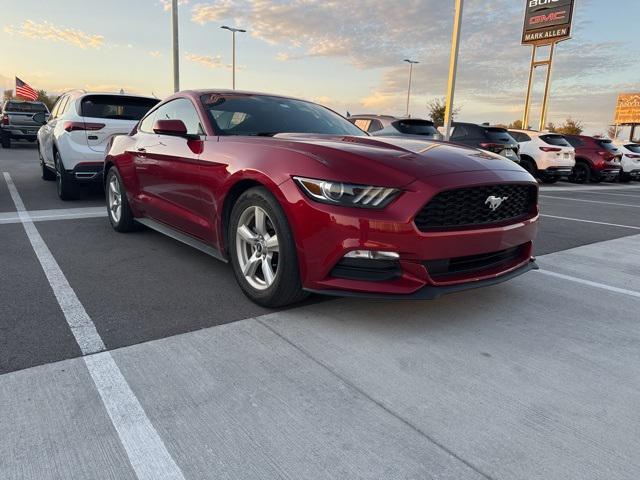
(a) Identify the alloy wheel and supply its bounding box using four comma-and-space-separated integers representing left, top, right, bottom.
235, 205, 280, 290
108, 174, 122, 223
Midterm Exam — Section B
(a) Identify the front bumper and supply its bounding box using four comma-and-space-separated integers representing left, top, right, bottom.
279, 169, 539, 297
306, 259, 538, 299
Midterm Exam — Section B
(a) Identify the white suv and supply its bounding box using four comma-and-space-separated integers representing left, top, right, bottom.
613, 141, 640, 182
508, 129, 575, 184
38, 90, 159, 200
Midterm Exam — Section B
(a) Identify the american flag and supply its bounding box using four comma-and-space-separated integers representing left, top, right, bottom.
15, 77, 38, 101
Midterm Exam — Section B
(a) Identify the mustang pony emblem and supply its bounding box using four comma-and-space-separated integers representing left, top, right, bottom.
485, 195, 508, 211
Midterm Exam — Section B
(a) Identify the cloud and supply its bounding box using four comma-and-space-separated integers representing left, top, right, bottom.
4, 20, 104, 49
189, 0, 638, 132
185, 52, 223, 68
149, 50, 162, 58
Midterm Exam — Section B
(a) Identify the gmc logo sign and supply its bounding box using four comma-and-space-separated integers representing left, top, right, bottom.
529, 10, 566, 25
529, 0, 559, 6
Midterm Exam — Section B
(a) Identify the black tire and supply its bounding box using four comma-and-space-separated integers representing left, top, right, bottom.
39, 147, 55, 181
55, 150, 78, 200
619, 173, 631, 183
541, 177, 559, 184
228, 186, 308, 307
1, 136, 10, 149
519, 157, 536, 177
105, 167, 138, 233
570, 162, 591, 184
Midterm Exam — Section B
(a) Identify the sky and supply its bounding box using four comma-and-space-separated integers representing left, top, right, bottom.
1, 0, 638, 135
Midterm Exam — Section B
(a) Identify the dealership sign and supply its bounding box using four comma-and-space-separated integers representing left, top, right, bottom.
614, 93, 640, 125
522, 0, 575, 45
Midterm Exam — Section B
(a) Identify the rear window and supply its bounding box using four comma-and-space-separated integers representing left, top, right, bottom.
80, 95, 159, 121
5, 101, 48, 113
393, 120, 438, 136
596, 139, 619, 153
540, 134, 571, 147
625, 144, 640, 153
509, 131, 531, 142
485, 128, 516, 144
565, 136, 583, 148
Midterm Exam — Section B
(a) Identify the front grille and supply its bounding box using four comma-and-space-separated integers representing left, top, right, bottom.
415, 184, 537, 231
425, 245, 526, 281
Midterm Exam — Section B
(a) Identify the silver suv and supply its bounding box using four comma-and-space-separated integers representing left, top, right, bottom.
348, 114, 443, 140
1, 100, 50, 148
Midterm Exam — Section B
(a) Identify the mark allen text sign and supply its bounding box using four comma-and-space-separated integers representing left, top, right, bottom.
522, 0, 575, 45
614, 93, 640, 125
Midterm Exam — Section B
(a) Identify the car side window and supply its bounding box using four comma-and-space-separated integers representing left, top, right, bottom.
50, 96, 65, 119
60, 96, 74, 116
153, 98, 204, 136
368, 119, 383, 133
450, 125, 467, 139
139, 109, 157, 133
56, 96, 70, 119
566, 137, 583, 148
353, 119, 371, 131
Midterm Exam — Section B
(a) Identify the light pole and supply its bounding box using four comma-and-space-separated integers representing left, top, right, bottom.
171, 0, 179, 93
221, 25, 246, 90
404, 59, 419, 117
444, 0, 463, 141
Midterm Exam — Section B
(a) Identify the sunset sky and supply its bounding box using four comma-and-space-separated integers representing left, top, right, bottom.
1, 0, 638, 134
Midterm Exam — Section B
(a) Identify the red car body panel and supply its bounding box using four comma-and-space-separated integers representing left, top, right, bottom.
565, 134, 622, 179
105, 90, 539, 298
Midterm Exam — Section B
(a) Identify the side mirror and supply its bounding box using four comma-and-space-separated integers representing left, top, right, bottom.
33, 112, 47, 125
153, 119, 189, 137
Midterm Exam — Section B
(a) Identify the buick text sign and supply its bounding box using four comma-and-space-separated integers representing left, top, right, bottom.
522, 0, 575, 45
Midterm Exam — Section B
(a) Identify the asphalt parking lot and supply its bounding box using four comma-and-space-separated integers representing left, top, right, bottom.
2, 143, 640, 479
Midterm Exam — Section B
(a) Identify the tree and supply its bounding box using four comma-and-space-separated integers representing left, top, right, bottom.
607, 125, 619, 140
427, 97, 460, 127
546, 122, 557, 133
3, 89, 13, 101
508, 119, 524, 129
36, 89, 56, 111
555, 118, 583, 135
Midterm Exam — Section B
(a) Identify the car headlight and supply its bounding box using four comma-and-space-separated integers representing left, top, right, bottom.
293, 176, 400, 209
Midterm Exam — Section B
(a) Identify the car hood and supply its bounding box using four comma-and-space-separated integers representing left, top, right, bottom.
272, 133, 527, 187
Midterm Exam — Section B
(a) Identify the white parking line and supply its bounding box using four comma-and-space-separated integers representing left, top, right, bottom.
539, 195, 640, 208
540, 214, 640, 230
2, 172, 186, 480
537, 270, 640, 299
0, 207, 107, 225
574, 190, 640, 199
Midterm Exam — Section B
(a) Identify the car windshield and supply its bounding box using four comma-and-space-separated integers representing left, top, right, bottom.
5, 102, 48, 113
393, 120, 438, 136
80, 95, 159, 121
485, 128, 517, 144
200, 94, 365, 137
540, 134, 571, 147
596, 139, 619, 152
625, 144, 640, 153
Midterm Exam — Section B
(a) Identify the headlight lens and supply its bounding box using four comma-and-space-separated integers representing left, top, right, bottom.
294, 176, 400, 209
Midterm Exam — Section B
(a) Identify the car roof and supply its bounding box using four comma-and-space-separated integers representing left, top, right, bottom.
61, 90, 158, 100
509, 129, 562, 136
348, 114, 398, 120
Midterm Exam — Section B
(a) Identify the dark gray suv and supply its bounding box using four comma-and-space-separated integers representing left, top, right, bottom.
348, 114, 443, 140
1, 100, 50, 148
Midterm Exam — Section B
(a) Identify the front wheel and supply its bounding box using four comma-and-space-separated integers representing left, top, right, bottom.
229, 187, 308, 307
1, 136, 10, 149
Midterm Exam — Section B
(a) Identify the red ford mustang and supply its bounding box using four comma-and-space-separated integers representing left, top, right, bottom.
104, 90, 539, 307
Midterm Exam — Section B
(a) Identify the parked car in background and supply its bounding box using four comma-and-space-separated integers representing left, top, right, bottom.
348, 114, 442, 140
445, 122, 520, 163
38, 90, 159, 200
104, 90, 539, 307
563, 135, 622, 183
614, 141, 640, 182
508, 129, 575, 183
1, 100, 49, 148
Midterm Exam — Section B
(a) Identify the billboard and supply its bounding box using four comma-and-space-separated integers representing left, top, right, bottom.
614, 93, 640, 125
522, 0, 575, 45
